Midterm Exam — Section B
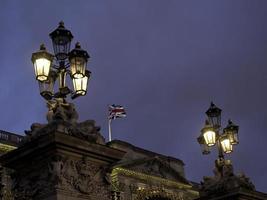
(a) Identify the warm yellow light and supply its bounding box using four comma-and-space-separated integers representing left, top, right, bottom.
203, 130, 216, 146
73, 75, 88, 96
70, 57, 86, 79
138, 187, 145, 191
221, 137, 233, 154
228, 133, 239, 145
34, 58, 51, 81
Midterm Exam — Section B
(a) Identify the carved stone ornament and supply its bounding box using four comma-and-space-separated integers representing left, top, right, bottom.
11, 155, 112, 199
118, 156, 189, 184
134, 187, 185, 200
59, 156, 111, 199
200, 160, 255, 197
24, 98, 105, 144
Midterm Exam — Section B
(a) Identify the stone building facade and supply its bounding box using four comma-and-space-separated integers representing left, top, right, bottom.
0, 130, 23, 199
0, 129, 198, 200
0, 130, 22, 154
0, 100, 265, 200
107, 140, 198, 200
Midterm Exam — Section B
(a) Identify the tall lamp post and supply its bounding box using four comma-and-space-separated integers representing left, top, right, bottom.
27, 21, 105, 144
31, 21, 90, 101
197, 102, 239, 178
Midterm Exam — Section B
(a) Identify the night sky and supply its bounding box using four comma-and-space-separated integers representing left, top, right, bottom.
1, 0, 267, 192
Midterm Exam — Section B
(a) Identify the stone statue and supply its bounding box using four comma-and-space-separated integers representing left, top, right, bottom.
200, 159, 255, 197
46, 98, 78, 123
24, 98, 105, 145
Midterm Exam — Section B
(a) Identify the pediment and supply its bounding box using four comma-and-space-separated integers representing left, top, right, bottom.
115, 156, 189, 184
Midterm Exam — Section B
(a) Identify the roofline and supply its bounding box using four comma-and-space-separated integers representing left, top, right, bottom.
107, 140, 184, 165
0, 130, 24, 138
0, 130, 24, 147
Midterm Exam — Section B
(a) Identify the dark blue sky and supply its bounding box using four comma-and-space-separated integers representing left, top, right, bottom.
1, 0, 267, 192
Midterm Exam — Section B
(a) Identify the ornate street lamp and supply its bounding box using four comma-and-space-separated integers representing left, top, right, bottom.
27, 21, 106, 144
31, 21, 90, 100
72, 70, 91, 98
224, 119, 239, 145
69, 42, 90, 78
31, 44, 53, 82
201, 120, 216, 147
38, 70, 57, 100
197, 104, 256, 198
49, 21, 73, 61
205, 102, 222, 129
197, 102, 239, 177
220, 135, 233, 154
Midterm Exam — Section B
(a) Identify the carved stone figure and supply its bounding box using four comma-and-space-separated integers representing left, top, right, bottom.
24, 98, 105, 145
61, 156, 112, 199
200, 160, 255, 196
11, 155, 112, 200
46, 98, 78, 124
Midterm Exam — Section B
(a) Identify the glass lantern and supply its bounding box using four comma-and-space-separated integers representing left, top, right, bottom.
201, 120, 216, 146
220, 135, 233, 154
205, 102, 222, 129
31, 44, 53, 81
38, 71, 57, 100
72, 70, 91, 99
49, 21, 73, 60
69, 42, 90, 78
223, 120, 239, 145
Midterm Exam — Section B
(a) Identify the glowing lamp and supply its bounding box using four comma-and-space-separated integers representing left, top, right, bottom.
49, 21, 73, 60
69, 42, 90, 78
72, 70, 90, 99
201, 120, 216, 146
220, 135, 233, 154
31, 44, 53, 81
223, 120, 239, 145
206, 102, 222, 129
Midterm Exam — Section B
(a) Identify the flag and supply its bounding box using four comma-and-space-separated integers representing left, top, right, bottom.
109, 104, 126, 120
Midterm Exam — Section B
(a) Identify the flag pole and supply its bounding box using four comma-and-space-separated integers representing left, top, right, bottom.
108, 118, 112, 142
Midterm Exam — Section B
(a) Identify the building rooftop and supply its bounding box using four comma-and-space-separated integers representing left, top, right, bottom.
107, 139, 184, 165
0, 130, 24, 153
